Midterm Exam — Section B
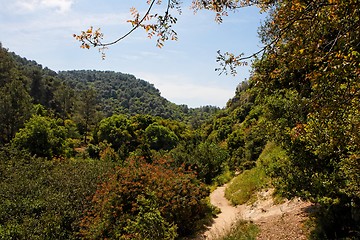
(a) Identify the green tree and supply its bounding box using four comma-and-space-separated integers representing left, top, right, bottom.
54, 83, 76, 120
248, 0, 360, 237
171, 141, 229, 184
97, 114, 136, 158
0, 43, 16, 87
29, 68, 44, 104
0, 78, 32, 143
145, 123, 179, 151
12, 115, 66, 159
75, 87, 99, 143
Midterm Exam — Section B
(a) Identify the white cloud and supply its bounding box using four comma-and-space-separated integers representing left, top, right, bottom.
12, 0, 74, 13
0, 12, 128, 33
42, 0, 73, 12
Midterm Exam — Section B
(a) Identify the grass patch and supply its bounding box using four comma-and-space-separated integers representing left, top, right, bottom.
217, 220, 259, 240
209, 166, 235, 192
257, 141, 288, 172
214, 166, 234, 186
225, 167, 268, 205
225, 142, 289, 206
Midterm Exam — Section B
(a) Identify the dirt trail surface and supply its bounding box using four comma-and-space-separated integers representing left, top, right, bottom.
199, 186, 313, 240
201, 185, 242, 239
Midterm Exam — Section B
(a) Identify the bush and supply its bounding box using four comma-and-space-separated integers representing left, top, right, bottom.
86, 143, 101, 159
99, 145, 119, 162
123, 193, 178, 240
171, 142, 229, 184
0, 149, 114, 239
213, 165, 234, 187
227, 117, 267, 171
80, 158, 211, 239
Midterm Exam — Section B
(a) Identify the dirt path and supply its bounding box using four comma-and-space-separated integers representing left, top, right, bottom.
201, 185, 241, 239
239, 189, 313, 240
199, 186, 313, 240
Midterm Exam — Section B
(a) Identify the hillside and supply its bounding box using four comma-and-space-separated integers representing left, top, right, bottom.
1, 45, 219, 125
58, 70, 219, 124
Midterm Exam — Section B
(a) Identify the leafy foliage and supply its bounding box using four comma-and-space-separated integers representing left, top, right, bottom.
145, 123, 179, 151
96, 114, 136, 158
12, 115, 67, 159
95, 114, 189, 160
73, 0, 181, 52
200, 84, 267, 172
0, 148, 114, 239
123, 193, 178, 240
73, 0, 267, 55
171, 141, 229, 184
247, 0, 360, 237
80, 158, 211, 239
0, 47, 33, 143
0, 78, 32, 143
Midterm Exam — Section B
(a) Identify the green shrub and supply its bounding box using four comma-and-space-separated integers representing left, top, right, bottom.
213, 165, 234, 187
171, 142, 229, 184
99, 145, 119, 162
124, 193, 178, 240
97, 114, 136, 158
257, 141, 289, 172
225, 142, 289, 205
0, 149, 114, 239
86, 143, 100, 159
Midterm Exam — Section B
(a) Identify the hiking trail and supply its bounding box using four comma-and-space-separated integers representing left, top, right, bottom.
199, 185, 313, 240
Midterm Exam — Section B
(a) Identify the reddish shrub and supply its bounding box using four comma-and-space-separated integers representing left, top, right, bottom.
80, 158, 210, 239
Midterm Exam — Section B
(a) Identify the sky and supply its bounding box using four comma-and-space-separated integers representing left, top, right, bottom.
0, 0, 266, 108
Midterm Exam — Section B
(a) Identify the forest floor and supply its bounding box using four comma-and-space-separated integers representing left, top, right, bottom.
198, 185, 314, 240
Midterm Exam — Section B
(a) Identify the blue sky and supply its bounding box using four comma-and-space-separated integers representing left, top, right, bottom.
0, 0, 265, 108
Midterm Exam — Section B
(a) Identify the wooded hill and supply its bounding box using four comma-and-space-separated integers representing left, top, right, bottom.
2, 45, 219, 137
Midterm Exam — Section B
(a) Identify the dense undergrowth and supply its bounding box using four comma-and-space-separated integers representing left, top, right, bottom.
0, 148, 115, 239
0, 148, 215, 239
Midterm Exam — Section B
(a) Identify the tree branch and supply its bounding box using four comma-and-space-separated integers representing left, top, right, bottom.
99, 0, 157, 47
